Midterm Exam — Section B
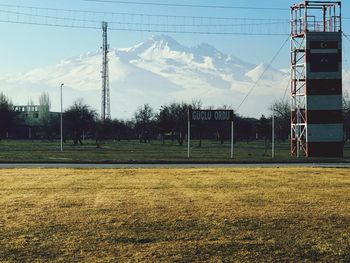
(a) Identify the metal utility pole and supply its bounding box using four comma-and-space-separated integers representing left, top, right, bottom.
231, 120, 234, 159
101, 21, 111, 121
187, 108, 190, 159
272, 107, 275, 158
60, 83, 64, 152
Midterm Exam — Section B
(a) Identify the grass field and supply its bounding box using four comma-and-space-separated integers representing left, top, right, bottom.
1, 167, 349, 262
0, 139, 350, 163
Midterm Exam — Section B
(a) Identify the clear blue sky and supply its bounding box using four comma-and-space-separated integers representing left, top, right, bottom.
0, 0, 349, 74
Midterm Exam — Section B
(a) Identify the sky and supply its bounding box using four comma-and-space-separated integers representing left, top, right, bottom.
0, 0, 349, 118
1, 0, 348, 74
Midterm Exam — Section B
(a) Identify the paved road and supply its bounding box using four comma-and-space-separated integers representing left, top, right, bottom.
0, 163, 350, 169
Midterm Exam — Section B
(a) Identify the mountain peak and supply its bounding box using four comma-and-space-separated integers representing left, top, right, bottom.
148, 35, 185, 51
125, 34, 186, 56
150, 34, 178, 43
193, 43, 221, 56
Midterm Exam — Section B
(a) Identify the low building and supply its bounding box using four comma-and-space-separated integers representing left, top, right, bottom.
6, 105, 60, 139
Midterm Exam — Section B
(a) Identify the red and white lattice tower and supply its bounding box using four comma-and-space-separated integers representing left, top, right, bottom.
290, 1, 343, 157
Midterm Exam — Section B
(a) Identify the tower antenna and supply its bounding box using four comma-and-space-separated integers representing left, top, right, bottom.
101, 21, 111, 121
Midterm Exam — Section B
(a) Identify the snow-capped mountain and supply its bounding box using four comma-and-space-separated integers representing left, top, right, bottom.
0, 35, 300, 119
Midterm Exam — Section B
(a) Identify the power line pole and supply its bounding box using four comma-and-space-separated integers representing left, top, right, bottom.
60, 83, 64, 152
272, 106, 275, 158
101, 21, 111, 121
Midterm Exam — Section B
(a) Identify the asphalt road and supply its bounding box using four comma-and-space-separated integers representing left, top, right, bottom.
0, 163, 350, 169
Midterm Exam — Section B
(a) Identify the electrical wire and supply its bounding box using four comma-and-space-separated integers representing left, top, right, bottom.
84, 0, 287, 10
0, 7, 290, 36
343, 32, 350, 44
236, 36, 290, 111
282, 76, 291, 102
0, 19, 100, 30
343, 32, 350, 69
0, 8, 289, 28
0, 3, 347, 22
109, 28, 288, 35
0, 4, 289, 21
0, 19, 289, 35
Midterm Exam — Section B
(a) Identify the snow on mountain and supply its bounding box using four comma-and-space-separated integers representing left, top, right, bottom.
0, 35, 298, 119
245, 64, 286, 82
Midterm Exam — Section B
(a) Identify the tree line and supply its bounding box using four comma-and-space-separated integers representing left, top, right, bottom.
1, 91, 350, 146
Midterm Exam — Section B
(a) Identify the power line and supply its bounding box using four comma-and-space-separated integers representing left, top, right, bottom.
0, 20, 100, 30
0, 3, 348, 22
0, 20, 289, 36
236, 36, 290, 112
343, 32, 350, 43
0, 5, 348, 37
343, 33, 350, 68
84, 0, 287, 10
0, 8, 289, 28
109, 28, 288, 36
4, 3, 350, 22
114, 21, 290, 28
0, 7, 290, 36
0, 4, 289, 22
282, 76, 291, 102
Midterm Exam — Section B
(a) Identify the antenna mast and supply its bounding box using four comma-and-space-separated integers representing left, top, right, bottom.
101, 21, 111, 121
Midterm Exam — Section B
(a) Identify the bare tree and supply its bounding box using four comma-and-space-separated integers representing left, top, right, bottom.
134, 104, 155, 143
190, 100, 203, 147
157, 102, 191, 145
0, 92, 16, 140
26, 99, 38, 126
38, 92, 51, 123
270, 99, 290, 142
38, 92, 52, 138
64, 99, 97, 145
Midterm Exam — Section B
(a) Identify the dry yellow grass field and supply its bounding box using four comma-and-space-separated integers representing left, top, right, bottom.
0, 168, 349, 262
